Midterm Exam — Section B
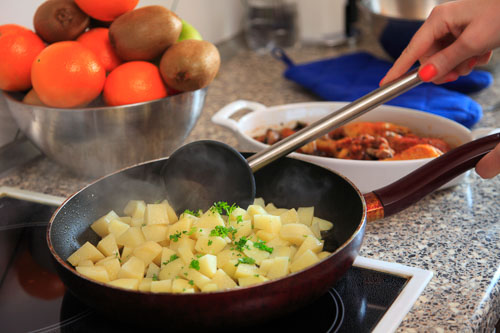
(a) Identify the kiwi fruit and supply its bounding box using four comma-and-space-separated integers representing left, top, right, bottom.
33, 0, 90, 43
159, 40, 221, 92
109, 5, 182, 61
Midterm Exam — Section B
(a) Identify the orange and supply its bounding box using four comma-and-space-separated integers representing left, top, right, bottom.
0, 23, 30, 37
77, 27, 122, 72
103, 61, 167, 106
0, 25, 45, 91
74, 0, 139, 22
31, 41, 106, 108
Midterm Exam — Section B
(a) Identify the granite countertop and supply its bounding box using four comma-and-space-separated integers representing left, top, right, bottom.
1, 37, 499, 332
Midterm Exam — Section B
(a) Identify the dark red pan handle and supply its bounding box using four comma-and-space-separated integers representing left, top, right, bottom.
364, 132, 500, 221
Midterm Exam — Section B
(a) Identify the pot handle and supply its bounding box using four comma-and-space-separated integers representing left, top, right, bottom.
370, 132, 500, 219
211, 100, 267, 133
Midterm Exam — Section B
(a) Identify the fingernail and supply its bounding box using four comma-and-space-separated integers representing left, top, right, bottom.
379, 76, 386, 86
419, 64, 438, 81
468, 58, 478, 69
444, 73, 458, 83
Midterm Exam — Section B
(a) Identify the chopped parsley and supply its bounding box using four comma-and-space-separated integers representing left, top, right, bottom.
208, 240, 213, 246
236, 215, 243, 223
189, 259, 200, 271
183, 209, 200, 217
235, 257, 256, 266
233, 237, 250, 252
210, 201, 239, 216
188, 280, 194, 286
253, 240, 274, 254
163, 254, 179, 266
210, 225, 237, 238
152, 274, 159, 281
169, 231, 182, 242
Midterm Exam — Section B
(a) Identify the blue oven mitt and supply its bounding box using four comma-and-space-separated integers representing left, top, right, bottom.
274, 50, 493, 128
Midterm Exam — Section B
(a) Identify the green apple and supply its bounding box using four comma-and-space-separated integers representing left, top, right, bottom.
177, 19, 203, 41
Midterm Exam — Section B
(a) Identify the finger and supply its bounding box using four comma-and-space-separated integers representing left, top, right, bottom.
477, 50, 493, 65
475, 142, 500, 179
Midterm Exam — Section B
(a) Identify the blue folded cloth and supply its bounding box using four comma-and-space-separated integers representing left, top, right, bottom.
274, 50, 493, 128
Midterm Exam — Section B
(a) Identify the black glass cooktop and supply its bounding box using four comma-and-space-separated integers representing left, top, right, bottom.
0, 196, 408, 333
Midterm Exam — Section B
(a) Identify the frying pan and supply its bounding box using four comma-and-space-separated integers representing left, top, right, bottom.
47, 132, 499, 331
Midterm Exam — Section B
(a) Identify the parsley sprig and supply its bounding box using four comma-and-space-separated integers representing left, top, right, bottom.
210, 201, 239, 216
253, 240, 274, 254
210, 225, 237, 238
162, 254, 179, 266
233, 237, 250, 252
183, 209, 200, 217
189, 259, 200, 270
236, 257, 256, 266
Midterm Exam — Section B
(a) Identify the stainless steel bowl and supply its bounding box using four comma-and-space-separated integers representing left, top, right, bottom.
356, 0, 451, 59
3, 89, 207, 177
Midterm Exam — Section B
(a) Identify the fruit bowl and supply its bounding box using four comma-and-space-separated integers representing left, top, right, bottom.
3, 89, 207, 178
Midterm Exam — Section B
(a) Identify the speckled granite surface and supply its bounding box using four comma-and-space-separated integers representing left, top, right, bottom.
1, 38, 499, 332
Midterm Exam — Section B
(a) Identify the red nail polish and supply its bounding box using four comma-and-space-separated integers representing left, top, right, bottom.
419, 64, 438, 81
468, 58, 478, 69
444, 73, 458, 83
379, 76, 386, 86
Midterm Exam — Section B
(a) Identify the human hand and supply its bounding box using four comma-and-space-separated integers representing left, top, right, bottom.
476, 142, 500, 178
380, 0, 500, 85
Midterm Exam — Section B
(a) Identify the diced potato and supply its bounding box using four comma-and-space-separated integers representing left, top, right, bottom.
313, 216, 334, 231
238, 274, 269, 287
119, 216, 132, 225
266, 237, 291, 248
138, 277, 152, 292
96, 257, 121, 281
171, 278, 195, 293
279, 223, 315, 246
116, 227, 146, 248
228, 219, 252, 239
264, 202, 278, 214
107, 278, 139, 291
97, 234, 119, 257
130, 216, 144, 228
216, 249, 240, 269
247, 204, 267, 217
196, 210, 225, 229
221, 259, 238, 279
169, 236, 195, 252
76, 265, 110, 283
294, 236, 324, 261
108, 218, 130, 239
290, 249, 319, 273
144, 203, 170, 225
133, 241, 162, 266
117, 256, 145, 280
234, 263, 259, 279
146, 262, 160, 279
259, 259, 273, 275
195, 236, 226, 255
270, 245, 294, 260
160, 247, 178, 268
121, 246, 134, 263
159, 258, 184, 280
317, 251, 331, 260
201, 283, 218, 292
253, 197, 265, 207
310, 221, 322, 239
184, 268, 211, 289
142, 224, 169, 243
151, 279, 172, 293
280, 208, 299, 224
162, 200, 178, 224
67, 241, 105, 266
177, 246, 195, 265
210, 269, 237, 290
253, 214, 281, 234
124, 200, 146, 219
77, 259, 94, 267
267, 257, 289, 279
243, 240, 270, 265
198, 254, 217, 278
297, 207, 314, 226
229, 207, 250, 222
91, 210, 120, 238
255, 230, 277, 242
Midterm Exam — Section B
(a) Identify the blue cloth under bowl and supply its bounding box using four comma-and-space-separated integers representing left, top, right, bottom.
275, 50, 493, 128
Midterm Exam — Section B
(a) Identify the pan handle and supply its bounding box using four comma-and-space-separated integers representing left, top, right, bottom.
368, 133, 500, 219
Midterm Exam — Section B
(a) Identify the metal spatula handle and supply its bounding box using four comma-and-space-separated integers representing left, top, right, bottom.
247, 69, 422, 172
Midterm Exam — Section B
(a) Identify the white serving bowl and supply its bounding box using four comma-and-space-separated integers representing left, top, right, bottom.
212, 100, 494, 193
